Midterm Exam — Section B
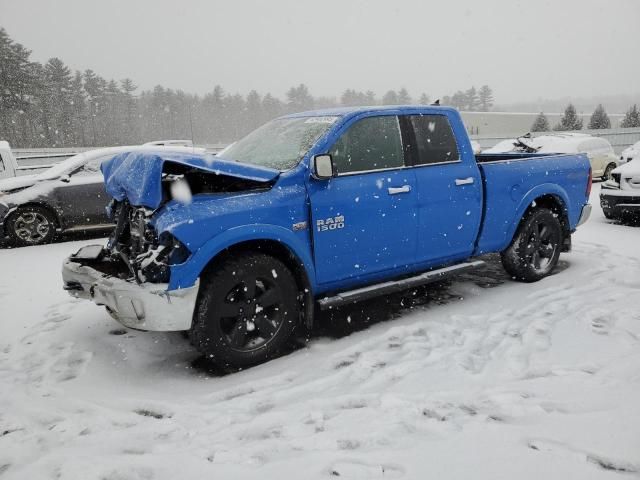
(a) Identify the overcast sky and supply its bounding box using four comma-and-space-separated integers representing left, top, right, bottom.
1, 0, 639, 105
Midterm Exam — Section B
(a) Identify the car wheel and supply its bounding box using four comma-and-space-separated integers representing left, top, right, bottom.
190, 253, 300, 368
603, 163, 616, 181
501, 208, 562, 283
6, 205, 57, 247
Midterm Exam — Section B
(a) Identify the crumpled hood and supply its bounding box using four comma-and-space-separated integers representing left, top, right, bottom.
101, 151, 280, 209
0, 174, 39, 193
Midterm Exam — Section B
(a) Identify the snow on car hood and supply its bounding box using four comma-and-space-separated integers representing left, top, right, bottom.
102, 151, 280, 209
621, 141, 640, 160
613, 158, 640, 176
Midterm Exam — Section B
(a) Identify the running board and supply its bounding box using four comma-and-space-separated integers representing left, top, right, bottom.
317, 260, 485, 310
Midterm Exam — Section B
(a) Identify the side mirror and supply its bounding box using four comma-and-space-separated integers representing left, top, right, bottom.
60, 174, 71, 183
312, 154, 335, 180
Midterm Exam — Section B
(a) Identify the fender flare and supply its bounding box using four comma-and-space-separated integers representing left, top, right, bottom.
168, 223, 317, 292
504, 183, 571, 249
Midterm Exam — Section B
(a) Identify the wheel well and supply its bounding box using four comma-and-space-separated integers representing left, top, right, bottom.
527, 194, 570, 238
200, 240, 315, 328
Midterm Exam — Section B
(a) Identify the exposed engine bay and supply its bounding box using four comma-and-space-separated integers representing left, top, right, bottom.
72, 166, 275, 284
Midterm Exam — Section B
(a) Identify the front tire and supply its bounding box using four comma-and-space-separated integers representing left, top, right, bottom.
190, 253, 300, 368
6, 205, 56, 247
501, 208, 562, 283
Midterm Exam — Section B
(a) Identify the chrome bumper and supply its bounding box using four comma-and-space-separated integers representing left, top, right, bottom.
62, 258, 198, 331
577, 203, 592, 227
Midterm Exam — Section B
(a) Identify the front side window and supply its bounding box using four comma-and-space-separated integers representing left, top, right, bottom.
218, 116, 338, 171
330, 115, 404, 174
408, 115, 460, 165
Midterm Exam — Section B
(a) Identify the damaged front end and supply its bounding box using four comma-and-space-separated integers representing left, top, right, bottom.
62, 201, 198, 331
105, 199, 191, 284
61, 150, 280, 331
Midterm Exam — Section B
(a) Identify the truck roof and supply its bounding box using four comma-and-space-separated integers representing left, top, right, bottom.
281, 104, 458, 119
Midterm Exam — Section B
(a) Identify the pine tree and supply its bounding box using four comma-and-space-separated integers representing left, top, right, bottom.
285, 84, 313, 113
397, 88, 411, 104
42, 58, 75, 146
245, 90, 262, 131
478, 85, 493, 112
70, 71, 87, 146
554, 103, 583, 131
465, 86, 479, 111
531, 112, 550, 132
418, 93, 430, 105
83, 69, 109, 145
340, 89, 359, 106
588, 104, 611, 129
450, 91, 466, 110
364, 90, 376, 105
382, 90, 399, 105
120, 78, 138, 144
261, 93, 283, 123
620, 104, 640, 128
0, 28, 40, 146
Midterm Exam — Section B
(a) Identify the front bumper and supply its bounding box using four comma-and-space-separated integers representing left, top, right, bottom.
62, 254, 198, 331
600, 192, 640, 216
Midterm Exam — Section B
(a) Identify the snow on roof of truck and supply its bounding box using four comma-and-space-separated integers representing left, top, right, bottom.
281, 105, 457, 118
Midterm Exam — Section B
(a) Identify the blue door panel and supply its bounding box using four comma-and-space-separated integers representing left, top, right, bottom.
413, 162, 482, 263
309, 169, 417, 284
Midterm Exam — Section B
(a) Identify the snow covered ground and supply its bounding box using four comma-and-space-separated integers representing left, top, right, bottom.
1, 183, 639, 479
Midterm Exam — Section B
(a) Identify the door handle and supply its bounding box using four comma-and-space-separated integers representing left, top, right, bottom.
388, 185, 411, 195
455, 177, 475, 186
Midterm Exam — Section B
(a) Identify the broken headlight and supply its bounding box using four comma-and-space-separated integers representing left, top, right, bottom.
136, 231, 190, 283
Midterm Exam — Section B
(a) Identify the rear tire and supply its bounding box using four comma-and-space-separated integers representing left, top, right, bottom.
6, 205, 56, 247
190, 253, 300, 368
501, 208, 562, 283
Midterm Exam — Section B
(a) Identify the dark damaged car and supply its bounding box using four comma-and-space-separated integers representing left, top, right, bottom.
0, 145, 204, 247
62, 106, 591, 368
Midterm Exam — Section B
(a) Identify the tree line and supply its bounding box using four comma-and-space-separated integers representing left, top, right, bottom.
531, 103, 640, 132
0, 28, 498, 148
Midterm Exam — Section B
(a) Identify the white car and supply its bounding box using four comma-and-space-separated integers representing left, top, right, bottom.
485, 134, 622, 180
600, 159, 640, 220
619, 140, 640, 164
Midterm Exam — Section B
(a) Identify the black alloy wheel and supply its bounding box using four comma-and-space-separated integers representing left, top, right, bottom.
190, 253, 299, 367
501, 208, 562, 282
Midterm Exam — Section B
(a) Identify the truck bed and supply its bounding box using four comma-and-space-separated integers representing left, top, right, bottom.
474, 152, 590, 255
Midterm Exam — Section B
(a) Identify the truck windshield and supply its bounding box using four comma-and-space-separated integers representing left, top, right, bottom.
217, 116, 338, 170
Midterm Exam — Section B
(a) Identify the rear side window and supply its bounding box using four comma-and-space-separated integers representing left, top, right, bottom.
0, 154, 5, 173
407, 115, 460, 165
330, 115, 404, 174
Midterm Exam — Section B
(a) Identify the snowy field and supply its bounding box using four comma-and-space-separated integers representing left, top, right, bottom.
1, 183, 639, 479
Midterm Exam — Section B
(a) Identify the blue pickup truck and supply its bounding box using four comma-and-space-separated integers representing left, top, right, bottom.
62, 106, 592, 367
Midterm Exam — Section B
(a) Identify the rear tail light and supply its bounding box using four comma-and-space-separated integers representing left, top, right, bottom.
586, 167, 592, 197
